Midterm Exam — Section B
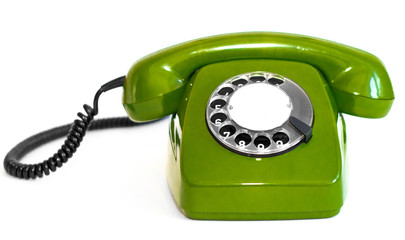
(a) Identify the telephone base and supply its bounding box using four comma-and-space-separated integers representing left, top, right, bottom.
167, 60, 347, 221
182, 208, 341, 220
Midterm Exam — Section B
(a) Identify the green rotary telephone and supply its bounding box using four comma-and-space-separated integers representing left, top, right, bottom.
4, 32, 394, 220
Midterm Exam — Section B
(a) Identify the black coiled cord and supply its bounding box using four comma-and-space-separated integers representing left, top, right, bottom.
4, 76, 145, 179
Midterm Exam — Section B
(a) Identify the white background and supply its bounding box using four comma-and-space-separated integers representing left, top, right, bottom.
0, 1, 404, 239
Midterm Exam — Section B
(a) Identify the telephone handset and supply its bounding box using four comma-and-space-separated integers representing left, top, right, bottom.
4, 32, 394, 220
124, 32, 393, 121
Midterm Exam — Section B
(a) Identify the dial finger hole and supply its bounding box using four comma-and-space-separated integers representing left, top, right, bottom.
272, 132, 289, 145
232, 78, 248, 87
218, 87, 234, 96
254, 136, 271, 150
235, 133, 252, 147
249, 76, 266, 82
268, 77, 284, 85
210, 99, 227, 109
210, 112, 227, 125
219, 125, 236, 138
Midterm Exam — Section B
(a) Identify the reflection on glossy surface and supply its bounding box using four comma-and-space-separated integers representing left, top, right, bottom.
369, 71, 381, 99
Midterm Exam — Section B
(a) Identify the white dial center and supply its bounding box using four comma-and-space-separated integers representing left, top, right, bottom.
227, 83, 292, 131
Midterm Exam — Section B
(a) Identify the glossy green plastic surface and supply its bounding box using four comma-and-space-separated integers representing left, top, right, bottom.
123, 32, 394, 121
167, 60, 347, 220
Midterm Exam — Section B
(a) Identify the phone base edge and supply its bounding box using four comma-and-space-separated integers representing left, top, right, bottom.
181, 208, 341, 221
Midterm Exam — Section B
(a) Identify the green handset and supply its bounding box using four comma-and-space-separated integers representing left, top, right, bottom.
4, 32, 394, 220
123, 32, 393, 121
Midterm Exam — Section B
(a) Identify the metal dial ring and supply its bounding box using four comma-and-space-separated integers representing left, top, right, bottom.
206, 71, 314, 157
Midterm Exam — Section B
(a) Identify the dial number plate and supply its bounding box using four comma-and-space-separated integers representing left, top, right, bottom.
206, 72, 314, 157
